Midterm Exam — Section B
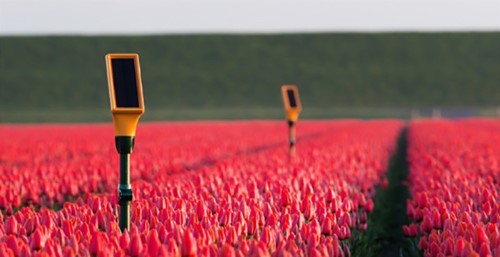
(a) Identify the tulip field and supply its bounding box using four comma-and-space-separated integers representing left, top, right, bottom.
0, 119, 499, 257
404, 120, 499, 257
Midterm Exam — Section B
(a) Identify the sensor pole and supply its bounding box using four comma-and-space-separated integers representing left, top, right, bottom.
116, 136, 134, 232
288, 120, 296, 156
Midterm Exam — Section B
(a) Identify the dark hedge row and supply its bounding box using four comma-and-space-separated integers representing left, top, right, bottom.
1, 33, 499, 111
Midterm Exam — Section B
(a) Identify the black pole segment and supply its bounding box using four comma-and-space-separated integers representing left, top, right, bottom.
288, 120, 295, 148
288, 120, 296, 156
119, 154, 131, 185
115, 136, 134, 232
115, 136, 134, 154
118, 177, 132, 232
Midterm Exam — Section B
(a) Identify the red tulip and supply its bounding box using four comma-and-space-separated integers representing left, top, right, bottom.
129, 232, 143, 257
338, 225, 350, 240
1, 246, 15, 257
30, 228, 45, 251
5, 216, 18, 236
418, 193, 428, 209
248, 241, 270, 257
308, 248, 322, 257
19, 244, 31, 257
146, 230, 161, 256
220, 243, 235, 257
420, 215, 433, 234
196, 201, 206, 221
478, 242, 492, 257
364, 199, 374, 213
181, 230, 197, 257
280, 189, 292, 208
443, 238, 454, 256
89, 233, 102, 255
419, 236, 428, 251
5, 235, 20, 257
475, 226, 489, 249
321, 215, 332, 236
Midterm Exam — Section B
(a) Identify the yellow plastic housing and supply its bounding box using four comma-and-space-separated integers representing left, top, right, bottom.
112, 112, 143, 136
106, 53, 145, 136
281, 85, 302, 122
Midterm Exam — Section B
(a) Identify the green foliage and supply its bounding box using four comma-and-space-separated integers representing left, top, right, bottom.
1, 33, 500, 113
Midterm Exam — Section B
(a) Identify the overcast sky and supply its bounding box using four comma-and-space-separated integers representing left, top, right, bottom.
1, 0, 499, 35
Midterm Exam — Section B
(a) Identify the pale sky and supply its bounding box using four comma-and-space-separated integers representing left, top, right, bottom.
0, 0, 499, 35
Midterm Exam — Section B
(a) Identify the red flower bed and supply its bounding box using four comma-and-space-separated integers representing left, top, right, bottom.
405, 119, 500, 257
0, 120, 402, 256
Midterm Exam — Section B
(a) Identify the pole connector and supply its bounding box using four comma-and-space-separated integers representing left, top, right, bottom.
115, 136, 134, 154
118, 184, 133, 204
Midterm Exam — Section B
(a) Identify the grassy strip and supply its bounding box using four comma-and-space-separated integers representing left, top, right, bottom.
2, 107, 499, 123
0, 107, 414, 123
352, 126, 420, 257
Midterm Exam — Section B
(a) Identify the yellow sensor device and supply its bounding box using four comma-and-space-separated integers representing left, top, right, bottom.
281, 85, 302, 122
105, 53, 145, 137
105, 53, 145, 232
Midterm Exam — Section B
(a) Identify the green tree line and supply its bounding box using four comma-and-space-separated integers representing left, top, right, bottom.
1, 33, 499, 112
